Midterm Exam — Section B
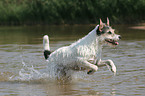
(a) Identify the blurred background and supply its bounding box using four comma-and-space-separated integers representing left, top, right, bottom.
0, 0, 145, 96
0, 0, 145, 25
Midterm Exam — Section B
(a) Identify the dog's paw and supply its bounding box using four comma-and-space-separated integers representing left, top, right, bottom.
111, 65, 116, 76
106, 59, 116, 75
87, 69, 95, 75
111, 64, 116, 73
109, 61, 116, 74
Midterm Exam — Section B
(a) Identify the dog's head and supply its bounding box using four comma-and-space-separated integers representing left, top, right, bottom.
96, 18, 121, 46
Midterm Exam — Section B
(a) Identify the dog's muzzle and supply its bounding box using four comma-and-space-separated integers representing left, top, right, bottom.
105, 39, 119, 45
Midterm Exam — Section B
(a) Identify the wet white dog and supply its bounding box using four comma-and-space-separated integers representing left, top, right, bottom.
43, 18, 121, 78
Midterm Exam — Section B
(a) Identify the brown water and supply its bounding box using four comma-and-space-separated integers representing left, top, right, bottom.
0, 25, 145, 96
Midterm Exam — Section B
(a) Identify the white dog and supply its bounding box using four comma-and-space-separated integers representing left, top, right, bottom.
43, 18, 121, 77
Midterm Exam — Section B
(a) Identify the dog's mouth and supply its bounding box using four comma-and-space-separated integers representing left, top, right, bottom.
105, 39, 119, 45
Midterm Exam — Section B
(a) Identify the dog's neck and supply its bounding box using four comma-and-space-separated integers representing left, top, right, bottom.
71, 27, 97, 46
71, 25, 102, 50
69, 25, 103, 61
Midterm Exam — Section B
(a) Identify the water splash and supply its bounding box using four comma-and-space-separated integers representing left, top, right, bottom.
9, 55, 57, 83
8, 54, 93, 83
18, 61, 47, 81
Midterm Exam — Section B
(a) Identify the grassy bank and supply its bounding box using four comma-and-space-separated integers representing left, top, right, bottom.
0, 0, 145, 25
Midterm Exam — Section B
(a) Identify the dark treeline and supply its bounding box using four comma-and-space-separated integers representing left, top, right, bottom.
0, 0, 145, 25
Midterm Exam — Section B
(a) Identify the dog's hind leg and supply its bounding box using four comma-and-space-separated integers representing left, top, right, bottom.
56, 66, 72, 81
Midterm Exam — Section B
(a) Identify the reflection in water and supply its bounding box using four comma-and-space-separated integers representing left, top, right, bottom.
42, 83, 75, 96
111, 85, 116, 96
0, 25, 145, 96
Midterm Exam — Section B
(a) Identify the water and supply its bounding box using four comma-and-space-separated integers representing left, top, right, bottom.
0, 25, 145, 96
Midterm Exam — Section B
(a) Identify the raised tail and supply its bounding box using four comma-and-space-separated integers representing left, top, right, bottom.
43, 35, 51, 60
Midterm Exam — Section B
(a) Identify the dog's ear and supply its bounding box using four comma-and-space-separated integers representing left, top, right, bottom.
107, 17, 109, 26
99, 19, 103, 31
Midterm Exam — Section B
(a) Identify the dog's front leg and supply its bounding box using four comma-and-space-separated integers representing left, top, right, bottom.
77, 57, 98, 74
87, 59, 116, 75
97, 59, 116, 74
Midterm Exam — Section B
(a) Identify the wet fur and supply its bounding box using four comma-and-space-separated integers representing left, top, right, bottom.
43, 18, 121, 79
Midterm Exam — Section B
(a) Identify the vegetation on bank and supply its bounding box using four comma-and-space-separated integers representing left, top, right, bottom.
0, 0, 145, 25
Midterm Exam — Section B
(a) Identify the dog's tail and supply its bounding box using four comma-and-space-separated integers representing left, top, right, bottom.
43, 35, 51, 60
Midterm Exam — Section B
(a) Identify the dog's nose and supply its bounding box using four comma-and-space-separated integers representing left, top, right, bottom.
119, 36, 121, 39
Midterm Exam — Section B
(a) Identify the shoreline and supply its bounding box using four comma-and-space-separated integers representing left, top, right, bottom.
130, 23, 145, 30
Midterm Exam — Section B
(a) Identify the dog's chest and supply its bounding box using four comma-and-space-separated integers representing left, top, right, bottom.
77, 44, 97, 57
88, 45, 102, 61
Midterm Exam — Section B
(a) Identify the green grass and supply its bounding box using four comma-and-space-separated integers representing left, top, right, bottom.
0, 0, 145, 25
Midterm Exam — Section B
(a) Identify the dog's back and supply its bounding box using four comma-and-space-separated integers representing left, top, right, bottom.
43, 25, 100, 68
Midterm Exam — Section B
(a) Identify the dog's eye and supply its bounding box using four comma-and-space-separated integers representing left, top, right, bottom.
108, 31, 112, 34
